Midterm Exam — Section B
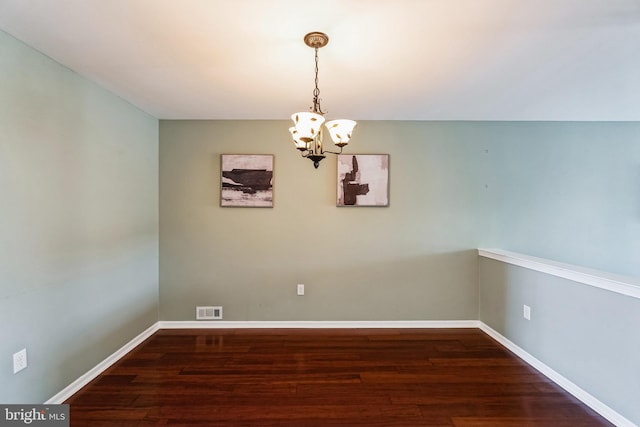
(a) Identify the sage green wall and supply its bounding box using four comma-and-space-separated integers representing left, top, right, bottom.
478, 123, 640, 424
159, 120, 490, 321
484, 122, 640, 277
159, 121, 640, 322
479, 258, 640, 425
0, 31, 159, 403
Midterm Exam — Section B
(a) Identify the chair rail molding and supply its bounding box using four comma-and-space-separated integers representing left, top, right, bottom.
478, 248, 640, 299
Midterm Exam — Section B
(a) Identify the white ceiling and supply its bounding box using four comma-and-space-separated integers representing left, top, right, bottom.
1, 0, 639, 120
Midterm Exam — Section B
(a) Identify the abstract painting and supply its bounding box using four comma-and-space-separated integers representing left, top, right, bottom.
221, 154, 273, 207
337, 154, 389, 207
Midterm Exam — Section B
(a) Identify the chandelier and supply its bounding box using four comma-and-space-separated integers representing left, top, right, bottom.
289, 32, 357, 169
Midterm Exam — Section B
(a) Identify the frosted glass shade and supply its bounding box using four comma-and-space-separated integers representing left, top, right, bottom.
325, 119, 357, 146
291, 112, 325, 143
288, 127, 307, 150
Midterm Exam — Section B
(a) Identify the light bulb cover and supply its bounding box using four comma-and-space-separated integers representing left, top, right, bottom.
291, 112, 325, 143
289, 127, 307, 150
325, 119, 357, 147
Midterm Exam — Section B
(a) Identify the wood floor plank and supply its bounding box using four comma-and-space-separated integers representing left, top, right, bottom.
66, 328, 613, 426
452, 416, 609, 427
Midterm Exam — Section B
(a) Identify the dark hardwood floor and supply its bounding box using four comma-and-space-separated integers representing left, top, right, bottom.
66, 328, 612, 426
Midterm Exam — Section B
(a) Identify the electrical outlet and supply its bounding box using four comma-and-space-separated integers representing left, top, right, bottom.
13, 348, 27, 374
523, 305, 531, 320
297, 284, 305, 296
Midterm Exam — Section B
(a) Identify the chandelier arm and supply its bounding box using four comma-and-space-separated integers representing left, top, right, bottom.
319, 148, 344, 156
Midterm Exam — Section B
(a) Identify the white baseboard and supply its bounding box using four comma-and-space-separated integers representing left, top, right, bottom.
479, 322, 636, 427
158, 320, 480, 329
45, 322, 160, 404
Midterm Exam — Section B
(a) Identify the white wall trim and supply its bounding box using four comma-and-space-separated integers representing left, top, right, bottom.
479, 322, 636, 427
478, 248, 640, 300
45, 322, 160, 404
158, 320, 480, 329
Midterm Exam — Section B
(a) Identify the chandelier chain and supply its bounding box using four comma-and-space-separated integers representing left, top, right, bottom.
311, 47, 324, 114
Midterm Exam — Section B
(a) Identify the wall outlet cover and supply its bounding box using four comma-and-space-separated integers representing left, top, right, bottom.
13, 348, 27, 374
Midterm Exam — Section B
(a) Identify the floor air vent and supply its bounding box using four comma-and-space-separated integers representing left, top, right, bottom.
196, 306, 223, 320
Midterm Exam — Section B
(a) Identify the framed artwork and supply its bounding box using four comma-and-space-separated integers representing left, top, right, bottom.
220, 154, 274, 207
337, 154, 389, 207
